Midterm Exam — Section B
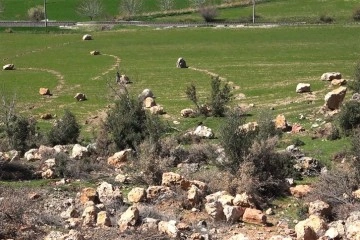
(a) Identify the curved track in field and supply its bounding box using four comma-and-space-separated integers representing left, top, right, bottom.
91, 54, 121, 80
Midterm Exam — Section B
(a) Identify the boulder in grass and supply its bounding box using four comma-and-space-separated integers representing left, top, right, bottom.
321, 72, 341, 81
296, 83, 311, 93
39, 88, 51, 95
324, 86, 347, 110
74, 93, 87, 101
176, 57, 187, 68
3, 64, 15, 70
90, 50, 100, 55
82, 34, 92, 40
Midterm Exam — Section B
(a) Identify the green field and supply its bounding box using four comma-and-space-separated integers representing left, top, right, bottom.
1, 0, 359, 23
1, 24, 359, 163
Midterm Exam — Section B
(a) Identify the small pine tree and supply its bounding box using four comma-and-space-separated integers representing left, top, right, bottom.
210, 77, 232, 117
47, 110, 80, 146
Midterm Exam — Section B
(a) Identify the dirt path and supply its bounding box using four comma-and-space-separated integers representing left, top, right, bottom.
91, 54, 121, 80
18, 67, 65, 92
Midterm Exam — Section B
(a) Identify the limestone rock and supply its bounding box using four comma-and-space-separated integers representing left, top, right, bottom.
150, 105, 164, 115
127, 187, 146, 203
233, 192, 256, 208
296, 83, 311, 93
39, 88, 51, 95
223, 205, 245, 223
3, 64, 15, 70
97, 211, 112, 227
295, 215, 328, 240
82, 34, 92, 40
74, 93, 87, 101
42, 168, 55, 179
118, 206, 139, 231
242, 208, 267, 225
181, 108, 196, 118
138, 89, 154, 101
193, 125, 214, 138
331, 79, 347, 86
71, 144, 88, 159
146, 185, 173, 200
90, 50, 100, 55
97, 181, 123, 205
143, 97, 156, 108
79, 188, 100, 204
321, 72, 341, 81
275, 114, 291, 131
205, 201, 225, 221
158, 220, 179, 238
162, 172, 191, 190
82, 205, 98, 227
308, 200, 331, 218
324, 86, 347, 110
290, 185, 312, 198
176, 57, 187, 68
107, 149, 132, 168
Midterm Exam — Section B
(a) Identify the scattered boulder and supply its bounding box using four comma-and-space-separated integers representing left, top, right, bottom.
331, 79, 347, 86
96, 181, 123, 205
295, 215, 328, 240
205, 201, 225, 221
74, 93, 87, 101
187, 185, 203, 206
239, 122, 259, 132
127, 187, 146, 203
223, 205, 245, 223
119, 74, 130, 84
90, 50, 100, 55
242, 208, 267, 225
296, 83, 311, 93
138, 89, 154, 101
181, 108, 196, 118
2, 64, 15, 70
158, 220, 179, 238
79, 187, 100, 204
324, 86, 347, 110
82, 204, 98, 227
192, 125, 214, 138
291, 123, 305, 133
97, 211, 112, 227
40, 113, 53, 120
71, 144, 89, 159
290, 185, 312, 198
143, 97, 156, 108
82, 34, 92, 40
150, 105, 165, 115
233, 192, 257, 208
39, 88, 51, 95
275, 114, 291, 132
107, 149, 132, 168
118, 206, 139, 232
308, 200, 331, 218
24, 148, 41, 161
162, 172, 191, 190
146, 185, 173, 200
294, 156, 321, 176
176, 57, 187, 68
320, 72, 341, 81
352, 189, 360, 199
41, 168, 55, 179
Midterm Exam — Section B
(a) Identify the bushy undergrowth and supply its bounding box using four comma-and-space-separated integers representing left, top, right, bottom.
338, 100, 360, 134
0, 161, 36, 180
47, 110, 80, 146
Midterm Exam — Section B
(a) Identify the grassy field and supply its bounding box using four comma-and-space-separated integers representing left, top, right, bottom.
1, 0, 359, 23
1, 24, 359, 163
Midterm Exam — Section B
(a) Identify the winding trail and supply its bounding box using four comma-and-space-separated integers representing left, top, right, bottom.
91, 54, 121, 80
17, 67, 65, 92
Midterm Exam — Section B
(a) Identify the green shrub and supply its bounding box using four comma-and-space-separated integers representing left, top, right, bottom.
256, 111, 282, 141
349, 61, 360, 93
218, 109, 255, 173
47, 110, 80, 146
338, 100, 360, 134
199, 5, 218, 22
319, 13, 334, 23
353, 5, 360, 21
27, 5, 45, 21
209, 76, 232, 117
0, 161, 35, 180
